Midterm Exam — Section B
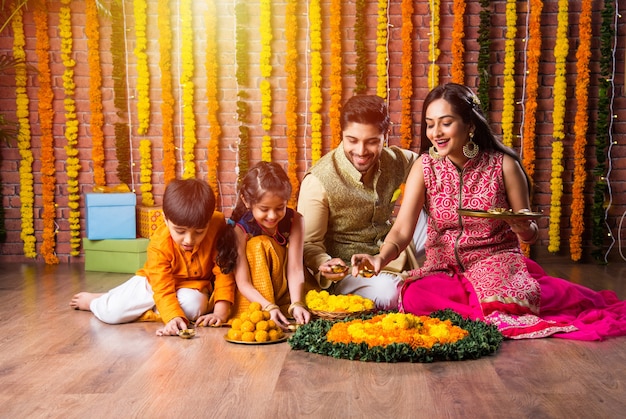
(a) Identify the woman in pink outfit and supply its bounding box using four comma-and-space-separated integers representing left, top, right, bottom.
351, 83, 626, 340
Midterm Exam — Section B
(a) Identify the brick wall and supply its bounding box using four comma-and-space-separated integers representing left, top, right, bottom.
0, 0, 625, 263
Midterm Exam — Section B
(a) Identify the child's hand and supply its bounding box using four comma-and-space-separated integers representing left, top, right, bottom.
269, 308, 290, 330
196, 312, 227, 327
290, 305, 311, 325
156, 317, 187, 336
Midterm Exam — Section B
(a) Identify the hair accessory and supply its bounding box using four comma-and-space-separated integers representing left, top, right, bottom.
463, 132, 479, 159
467, 94, 481, 110
429, 146, 442, 160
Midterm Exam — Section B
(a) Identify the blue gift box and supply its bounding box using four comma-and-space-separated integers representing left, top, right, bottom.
85, 193, 137, 240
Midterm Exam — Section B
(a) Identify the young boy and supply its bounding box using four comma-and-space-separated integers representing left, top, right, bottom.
70, 179, 237, 336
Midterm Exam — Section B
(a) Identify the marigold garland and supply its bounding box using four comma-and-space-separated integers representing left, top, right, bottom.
501, 0, 516, 148
180, 0, 197, 179
548, 0, 569, 253
34, 3, 58, 264
158, 0, 176, 184
206, 2, 221, 198
309, 0, 323, 163
133, 0, 151, 135
329, 0, 342, 149
570, 0, 592, 261
12, 6, 36, 258
520, 0, 543, 256
260, 0, 273, 161
60, 0, 81, 256
451, 0, 466, 84
289, 309, 503, 363
428, 0, 441, 90
376, 0, 388, 99
399, 0, 413, 149
285, 0, 299, 206
235, 1, 250, 181
86, 0, 105, 186
139, 140, 154, 207
353, 0, 367, 94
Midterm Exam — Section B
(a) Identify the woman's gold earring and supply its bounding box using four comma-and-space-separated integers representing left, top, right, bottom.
463, 133, 479, 159
429, 146, 441, 160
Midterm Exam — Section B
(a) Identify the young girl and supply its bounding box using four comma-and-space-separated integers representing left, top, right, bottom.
229, 161, 311, 328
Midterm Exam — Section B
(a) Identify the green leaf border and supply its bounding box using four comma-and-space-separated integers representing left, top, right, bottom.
288, 309, 503, 363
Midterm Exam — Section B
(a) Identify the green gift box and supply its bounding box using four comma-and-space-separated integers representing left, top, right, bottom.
83, 238, 149, 274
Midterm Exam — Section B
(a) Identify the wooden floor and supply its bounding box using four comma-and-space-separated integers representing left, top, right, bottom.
0, 254, 625, 418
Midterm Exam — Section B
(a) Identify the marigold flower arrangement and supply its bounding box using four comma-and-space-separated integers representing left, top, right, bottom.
206, 1, 221, 197
60, 0, 81, 256
289, 309, 503, 363
309, 0, 323, 163
13, 6, 36, 258
260, 0, 273, 161
399, 0, 413, 149
139, 140, 154, 207
158, 0, 176, 184
34, 2, 58, 265
86, 0, 106, 186
306, 290, 375, 313
570, 0, 592, 261
428, 0, 441, 90
549, 0, 569, 253
451, 0, 466, 84
329, 0, 342, 149
180, 0, 197, 179
285, 0, 299, 206
235, 1, 250, 180
134, 0, 150, 135
376, 0, 388, 99
501, 0, 517, 148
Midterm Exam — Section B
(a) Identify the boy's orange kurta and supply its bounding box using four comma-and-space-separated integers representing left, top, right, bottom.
137, 212, 235, 324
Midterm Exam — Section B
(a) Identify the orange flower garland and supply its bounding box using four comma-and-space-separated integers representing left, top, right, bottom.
451, 0, 466, 84
428, 0, 441, 90
60, 0, 81, 256
86, 0, 105, 186
520, 0, 543, 256
12, 6, 36, 258
34, 3, 58, 264
180, 0, 197, 179
399, 0, 413, 149
260, 0, 273, 162
376, 0, 388, 99
285, 0, 299, 206
206, 2, 221, 198
501, 0, 517, 148
570, 0, 592, 261
158, 0, 176, 184
309, 0, 323, 164
329, 0, 342, 149
548, 0, 569, 253
133, 0, 150, 135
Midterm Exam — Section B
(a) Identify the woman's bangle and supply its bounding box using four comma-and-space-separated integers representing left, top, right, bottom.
380, 240, 400, 260
264, 303, 280, 312
288, 301, 306, 317
519, 222, 539, 244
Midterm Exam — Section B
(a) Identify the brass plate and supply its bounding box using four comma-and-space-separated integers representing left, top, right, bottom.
458, 209, 545, 220
224, 334, 289, 345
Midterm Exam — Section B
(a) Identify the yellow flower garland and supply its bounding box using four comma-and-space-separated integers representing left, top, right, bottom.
85, 0, 105, 187
260, 0, 273, 161
139, 140, 154, 207
309, 0, 323, 164
520, 0, 543, 257
180, 0, 197, 179
501, 0, 516, 148
400, 0, 413, 149
34, 3, 58, 265
206, 2, 221, 198
451, 0, 466, 84
327, 313, 469, 350
570, 0, 591, 261
329, 0, 342, 149
285, 0, 299, 206
134, 0, 150, 135
60, 0, 81, 256
548, 0, 569, 253
12, 6, 36, 258
376, 0, 388, 99
158, 0, 176, 184
428, 0, 441, 90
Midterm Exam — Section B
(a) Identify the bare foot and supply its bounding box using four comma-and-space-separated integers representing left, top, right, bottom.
69, 292, 103, 311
